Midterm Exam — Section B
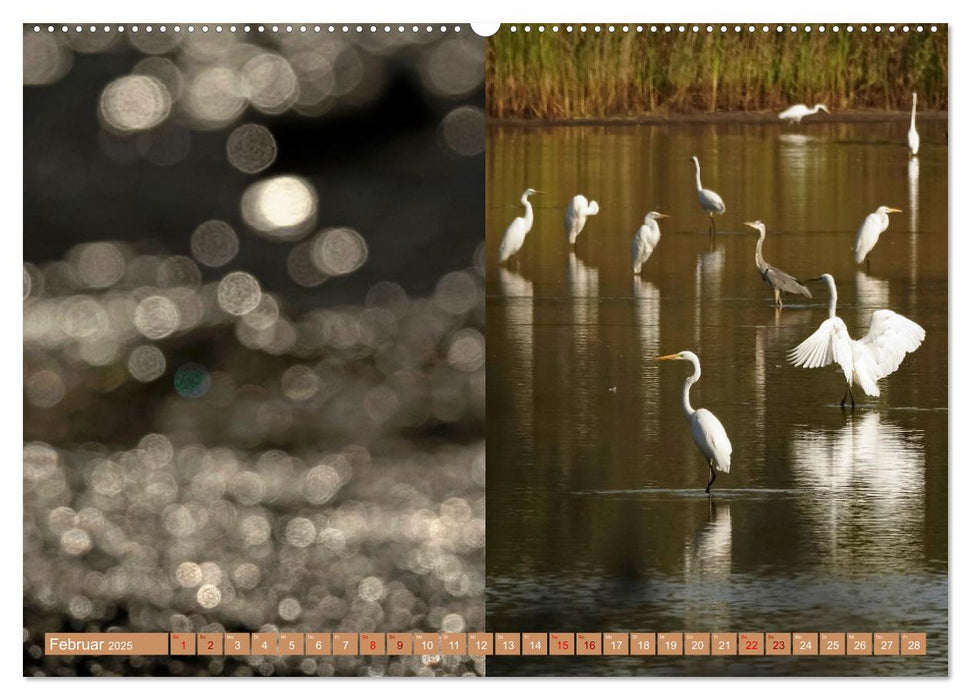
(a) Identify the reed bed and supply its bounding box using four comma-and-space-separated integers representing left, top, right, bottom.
487, 27, 948, 120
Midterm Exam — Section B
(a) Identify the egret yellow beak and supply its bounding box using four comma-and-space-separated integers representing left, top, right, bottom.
743, 221, 758, 229
655, 213, 670, 219
656, 353, 681, 361
887, 207, 903, 213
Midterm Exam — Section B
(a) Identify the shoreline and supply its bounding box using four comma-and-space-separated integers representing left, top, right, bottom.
487, 110, 948, 127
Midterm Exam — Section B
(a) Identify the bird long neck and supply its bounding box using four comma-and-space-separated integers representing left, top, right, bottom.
681, 359, 701, 418
754, 230, 766, 271
825, 277, 837, 318
522, 195, 533, 228
910, 95, 917, 129
693, 159, 703, 192
810, 105, 820, 116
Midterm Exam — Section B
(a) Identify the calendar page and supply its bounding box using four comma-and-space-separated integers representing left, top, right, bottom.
21, 20, 947, 679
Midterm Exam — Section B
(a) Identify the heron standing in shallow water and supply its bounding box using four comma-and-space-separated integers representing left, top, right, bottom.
908, 92, 920, 157
632, 212, 668, 275
498, 188, 538, 265
788, 273, 925, 409
690, 156, 726, 235
564, 194, 600, 246
744, 220, 812, 308
778, 103, 830, 124
854, 205, 902, 271
657, 351, 732, 494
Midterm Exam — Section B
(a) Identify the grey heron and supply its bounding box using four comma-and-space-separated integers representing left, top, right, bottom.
788, 273, 925, 408
657, 351, 732, 493
854, 205, 902, 270
632, 211, 668, 275
908, 92, 920, 157
564, 194, 600, 245
744, 220, 812, 307
778, 103, 830, 124
498, 188, 538, 264
690, 156, 726, 235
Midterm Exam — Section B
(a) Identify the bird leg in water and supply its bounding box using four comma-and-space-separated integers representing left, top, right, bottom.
705, 461, 716, 494
839, 384, 856, 410
774, 289, 783, 308
865, 257, 871, 274
708, 213, 716, 236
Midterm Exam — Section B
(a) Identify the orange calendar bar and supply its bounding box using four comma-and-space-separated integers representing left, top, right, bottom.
279, 633, 304, 656
251, 633, 278, 656
874, 632, 899, 656
359, 632, 384, 655
413, 632, 439, 655
44, 633, 169, 656
657, 632, 682, 655
603, 633, 628, 655
305, 633, 331, 655
712, 633, 736, 655
820, 633, 845, 656
441, 633, 467, 655
576, 633, 602, 656
522, 633, 548, 655
549, 633, 574, 655
684, 633, 709, 655
766, 633, 790, 656
224, 632, 250, 655
387, 632, 412, 655
170, 633, 195, 656
739, 632, 763, 656
901, 633, 926, 656
793, 633, 817, 656
495, 633, 520, 655
630, 633, 656, 655
197, 633, 223, 656
333, 633, 357, 655
468, 633, 493, 655
847, 633, 872, 656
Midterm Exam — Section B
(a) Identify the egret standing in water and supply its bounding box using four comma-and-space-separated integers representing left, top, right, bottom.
788, 273, 925, 409
657, 351, 732, 494
854, 205, 903, 270
690, 156, 726, 235
908, 92, 920, 157
778, 103, 830, 124
498, 188, 538, 265
564, 194, 600, 246
632, 211, 668, 275
744, 220, 812, 308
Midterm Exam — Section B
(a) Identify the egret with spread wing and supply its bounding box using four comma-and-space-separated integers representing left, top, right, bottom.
498, 188, 538, 265
657, 351, 732, 494
778, 103, 830, 124
690, 156, 726, 235
564, 194, 600, 245
854, 205, 902, 270
744, 220, 812, 308
632, 211, 668, 275
908, 92, 920, 157
788, 273, 925, 408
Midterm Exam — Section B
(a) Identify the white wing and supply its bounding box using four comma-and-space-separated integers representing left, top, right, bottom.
498, 217, 528, 263
631, 223, 660, 274
854, 213, 887, 263
859, 309, 925, 379
699, 188, 726, 215
692, 408, 732, 473
565, 195, 585, 244
908, 128, 920, 156
787, 316, 854, 384
778, 104, 807, 122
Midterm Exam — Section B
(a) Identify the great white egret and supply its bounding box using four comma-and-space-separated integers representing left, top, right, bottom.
564, 194, 600, 245
778, 103, 830, 124
498, 188, 538, 264
657, 351, 732, 493
787, 273, 925, 408
632, 211, 668, 275
744, 220, 812, 307
908, 92, 920, 157
854, 205, 903, 270
690, 156, 726, 235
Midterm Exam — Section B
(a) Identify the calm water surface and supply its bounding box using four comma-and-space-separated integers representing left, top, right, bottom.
485, 121, 947, 676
